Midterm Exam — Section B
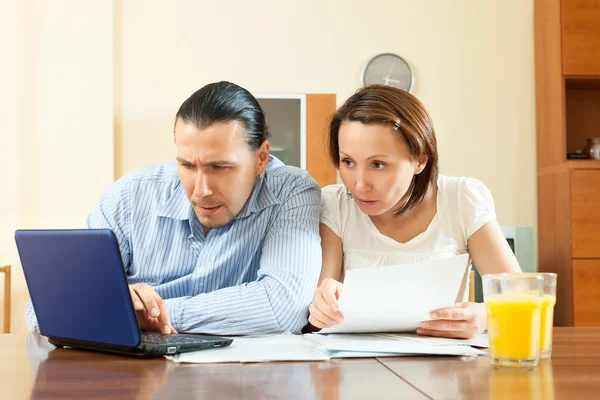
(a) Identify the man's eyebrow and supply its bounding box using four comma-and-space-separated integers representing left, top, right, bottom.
176, 157, 236, 167
176, 157, 194, 165
202, 161, 235, 166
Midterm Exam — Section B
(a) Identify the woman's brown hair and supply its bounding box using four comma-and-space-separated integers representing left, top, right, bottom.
328, 84, 439, 216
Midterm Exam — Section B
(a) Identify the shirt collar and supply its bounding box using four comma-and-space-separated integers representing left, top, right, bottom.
157, 181, 193, 220
234, 175, 280, 220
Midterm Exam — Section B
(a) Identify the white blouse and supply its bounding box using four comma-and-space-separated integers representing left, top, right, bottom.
320, 174, 497, 302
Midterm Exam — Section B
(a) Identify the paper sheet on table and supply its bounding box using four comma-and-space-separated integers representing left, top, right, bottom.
374, 332, 489, 348
321, 254, 471, 334
320, 334, 484, 357
166, 334, 330, 363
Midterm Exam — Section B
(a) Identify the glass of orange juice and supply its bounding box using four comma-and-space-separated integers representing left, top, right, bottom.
538, 273, 557, 358
483, 273, 544, 368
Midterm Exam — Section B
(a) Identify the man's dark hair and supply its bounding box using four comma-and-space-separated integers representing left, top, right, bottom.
175, 81, 270, 149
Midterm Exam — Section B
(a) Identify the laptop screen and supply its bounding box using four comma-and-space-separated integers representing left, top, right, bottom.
16, 229, 141, 347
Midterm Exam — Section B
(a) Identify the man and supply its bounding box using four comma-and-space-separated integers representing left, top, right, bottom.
26, 81, 322, 335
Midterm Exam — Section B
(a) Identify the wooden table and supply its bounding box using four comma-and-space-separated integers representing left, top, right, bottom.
1, 328, 599, 399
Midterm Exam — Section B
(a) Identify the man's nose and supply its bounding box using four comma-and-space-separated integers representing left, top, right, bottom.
193, 171, 214, 198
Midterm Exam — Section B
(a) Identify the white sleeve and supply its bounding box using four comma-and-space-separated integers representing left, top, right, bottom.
458, 178, 497, 240
320, 185, 344, 238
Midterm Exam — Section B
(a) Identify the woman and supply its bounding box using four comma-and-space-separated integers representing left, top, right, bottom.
308, 85, 521, 339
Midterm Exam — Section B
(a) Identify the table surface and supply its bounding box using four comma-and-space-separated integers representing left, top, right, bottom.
1, 328, 599, 399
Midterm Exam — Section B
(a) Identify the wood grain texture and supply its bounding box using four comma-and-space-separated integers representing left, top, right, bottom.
306, 94, 337, 188
537, 169, 573, 326
380, 328, 600, 400
535, 0, 567, 169
0, 265, 10, 333
0, 335, 426, 400
574, 260, 600, 326
571, 169, 600, 258
562, 0, 600, 76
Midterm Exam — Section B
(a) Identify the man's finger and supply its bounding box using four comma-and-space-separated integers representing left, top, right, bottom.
129, 286, 144, 311
154, 295, 172, 335
133, 285, 160, 318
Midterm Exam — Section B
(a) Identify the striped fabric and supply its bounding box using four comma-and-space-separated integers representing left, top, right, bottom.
26, 156, 322, 335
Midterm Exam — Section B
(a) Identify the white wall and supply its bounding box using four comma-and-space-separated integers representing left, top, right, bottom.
3, 0, 536, 333
2, 0, 114, 333
116, 0, 536, 226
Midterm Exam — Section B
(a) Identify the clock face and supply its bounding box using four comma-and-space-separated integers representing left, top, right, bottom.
361, 53, 413, 92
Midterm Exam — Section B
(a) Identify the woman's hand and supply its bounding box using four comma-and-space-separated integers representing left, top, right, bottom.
308, 278, 345, 329
417, 302, 486, 339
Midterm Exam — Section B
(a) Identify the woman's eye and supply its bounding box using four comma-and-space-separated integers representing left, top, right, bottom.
373, 162, 386, 169
342, 159, 354, 167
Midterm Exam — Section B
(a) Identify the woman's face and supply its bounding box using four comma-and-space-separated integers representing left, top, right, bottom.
337, 121, 426, 217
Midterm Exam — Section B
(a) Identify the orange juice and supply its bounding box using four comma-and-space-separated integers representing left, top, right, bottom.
486, 295, 543, 365
540, 295, 556, 356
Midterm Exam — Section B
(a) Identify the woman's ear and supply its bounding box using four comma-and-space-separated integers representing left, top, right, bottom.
415, 156, 428, 175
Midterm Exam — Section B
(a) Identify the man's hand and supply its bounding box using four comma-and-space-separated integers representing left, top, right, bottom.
417, 302, 486, 339
129, 283, 177, 334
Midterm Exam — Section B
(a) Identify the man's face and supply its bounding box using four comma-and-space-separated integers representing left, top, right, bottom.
174, 119, 269, 232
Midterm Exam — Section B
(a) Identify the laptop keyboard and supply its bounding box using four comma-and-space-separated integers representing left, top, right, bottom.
142, 331, 207, 345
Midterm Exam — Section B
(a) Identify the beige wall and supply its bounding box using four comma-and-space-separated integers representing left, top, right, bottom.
2, 0, 114, 333
3, 0, 535, 333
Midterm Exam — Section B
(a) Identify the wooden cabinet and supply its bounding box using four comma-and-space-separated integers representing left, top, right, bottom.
574, 260, 600, 326
562, 0, 600, 76
535, 0, 600, 326
571, 170, 600, 258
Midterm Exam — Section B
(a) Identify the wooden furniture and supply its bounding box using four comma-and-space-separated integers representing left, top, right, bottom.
255, 93, 337, 188
469, 269, 475, 303
0, 265, 10, 333
379, 328, 600, 399
1, 328, 599, 399
535, 0, 600, 326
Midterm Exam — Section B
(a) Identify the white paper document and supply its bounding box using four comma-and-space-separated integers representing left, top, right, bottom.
374, 332, 489, 348
166, 334, 330, 364
319, 334, 485, 357
321, 254, 471, 334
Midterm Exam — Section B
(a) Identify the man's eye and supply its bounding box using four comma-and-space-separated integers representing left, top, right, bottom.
213, 165, 228, 170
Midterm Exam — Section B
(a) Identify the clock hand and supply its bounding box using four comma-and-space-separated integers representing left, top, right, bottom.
387, 60, 397, 76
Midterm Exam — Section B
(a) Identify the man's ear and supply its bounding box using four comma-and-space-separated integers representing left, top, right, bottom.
415, 155, 428, 175
257, 141, 270, 176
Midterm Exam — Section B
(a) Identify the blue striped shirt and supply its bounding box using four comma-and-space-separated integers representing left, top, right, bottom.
26, 156, 322, 335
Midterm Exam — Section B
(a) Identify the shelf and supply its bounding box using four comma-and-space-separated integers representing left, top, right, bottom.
538, 160, 600, 176
565, 76, 600, 90
565, 81, 600, 154
567, 160, 600, 169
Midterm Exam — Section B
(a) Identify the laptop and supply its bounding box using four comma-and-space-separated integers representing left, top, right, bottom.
15, 229, 233, 358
